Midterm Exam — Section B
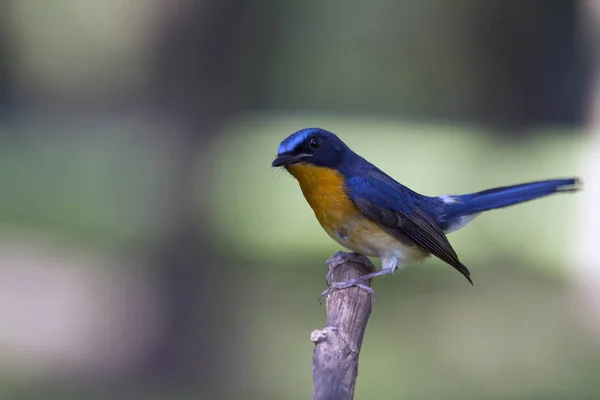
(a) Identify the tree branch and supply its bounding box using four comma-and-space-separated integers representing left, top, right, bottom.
311, 251, 375, 400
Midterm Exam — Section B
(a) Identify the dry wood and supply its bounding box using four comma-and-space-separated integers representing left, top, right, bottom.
311, 252, 375, 400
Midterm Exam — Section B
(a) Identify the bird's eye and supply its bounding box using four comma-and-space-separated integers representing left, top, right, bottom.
308, 135, 321, 149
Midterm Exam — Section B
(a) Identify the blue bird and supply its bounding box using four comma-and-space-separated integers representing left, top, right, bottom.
271, 128, 581, 296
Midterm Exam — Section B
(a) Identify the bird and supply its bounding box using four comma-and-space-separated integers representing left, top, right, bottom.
271, 127, 581, 298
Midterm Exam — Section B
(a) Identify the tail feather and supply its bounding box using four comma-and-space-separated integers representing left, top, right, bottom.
456, 178, 581, 215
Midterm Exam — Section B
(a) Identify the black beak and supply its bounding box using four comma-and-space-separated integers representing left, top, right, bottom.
271, 153, 309, 167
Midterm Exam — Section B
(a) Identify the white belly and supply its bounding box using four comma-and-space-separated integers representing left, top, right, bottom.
323, 215, 430, 270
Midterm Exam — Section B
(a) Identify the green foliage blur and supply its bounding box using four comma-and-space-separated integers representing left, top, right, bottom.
0, 1, 597, 399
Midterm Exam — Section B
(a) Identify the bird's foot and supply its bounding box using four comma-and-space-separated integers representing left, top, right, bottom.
319, 279, 376, 305
320, 265, 398, 304
324, 251, 373, 286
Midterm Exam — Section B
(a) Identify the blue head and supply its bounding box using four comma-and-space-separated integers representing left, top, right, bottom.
271, 128, 350, 169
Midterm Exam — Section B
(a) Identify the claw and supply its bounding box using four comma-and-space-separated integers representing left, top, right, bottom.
320, 252, 380, 304
324, 251, 350, 286
319, 280, 377, 305
324, 252, 373, 286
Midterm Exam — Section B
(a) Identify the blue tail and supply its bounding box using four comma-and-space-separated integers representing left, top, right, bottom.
456, 178, 580, 215
436, 178, 581, 233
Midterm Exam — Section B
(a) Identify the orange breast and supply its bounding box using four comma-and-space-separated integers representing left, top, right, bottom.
287, 163, 428, 262
287, 163, 359, 234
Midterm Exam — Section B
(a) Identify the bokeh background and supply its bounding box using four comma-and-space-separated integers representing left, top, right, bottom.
1, 1, 599, 399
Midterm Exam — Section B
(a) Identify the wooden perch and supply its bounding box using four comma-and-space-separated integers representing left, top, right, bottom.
311, 251, 375, 400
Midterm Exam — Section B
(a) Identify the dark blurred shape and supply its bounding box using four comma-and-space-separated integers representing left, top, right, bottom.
251, 1, 586, 132
470, 0, 587, 130
142, 0, 254, 395
0, 3, 11, 117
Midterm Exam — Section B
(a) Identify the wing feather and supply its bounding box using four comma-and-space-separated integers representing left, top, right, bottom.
351, 192, 472, 284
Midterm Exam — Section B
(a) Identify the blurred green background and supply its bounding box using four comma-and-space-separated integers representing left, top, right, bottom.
1, 1, 599, 399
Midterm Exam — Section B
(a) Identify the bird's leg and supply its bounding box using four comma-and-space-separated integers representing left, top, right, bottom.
319, 267, 395, 304
320, 256, 399, 304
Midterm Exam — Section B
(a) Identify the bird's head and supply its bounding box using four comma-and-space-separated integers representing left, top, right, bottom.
271, 128, 348, 170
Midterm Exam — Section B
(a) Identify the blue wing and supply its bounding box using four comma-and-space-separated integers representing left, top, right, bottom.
345, 169, 433, 215
344, 168, 472, 284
